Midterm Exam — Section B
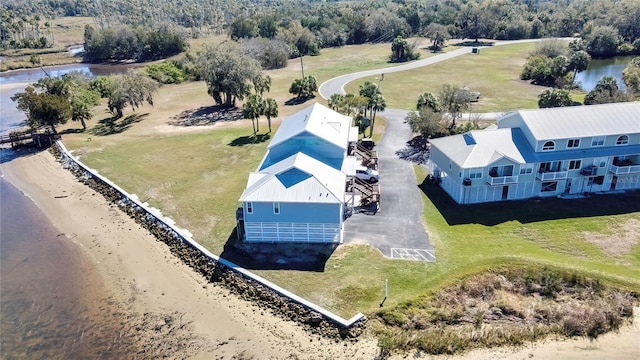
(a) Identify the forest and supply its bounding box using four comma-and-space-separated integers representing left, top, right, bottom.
2, 0, 639, 60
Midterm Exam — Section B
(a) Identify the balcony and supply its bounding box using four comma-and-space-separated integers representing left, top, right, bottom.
487, 175, 518, 185
536, 170, 568, 181
610, 164, 640, 175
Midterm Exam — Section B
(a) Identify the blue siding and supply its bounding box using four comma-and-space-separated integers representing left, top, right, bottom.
245, 202, 340, 224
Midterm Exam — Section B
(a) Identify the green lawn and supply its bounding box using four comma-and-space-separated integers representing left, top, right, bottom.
344, 42, 574, 112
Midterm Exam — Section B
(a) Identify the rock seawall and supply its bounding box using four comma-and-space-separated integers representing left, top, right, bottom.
51, 143, 366, 340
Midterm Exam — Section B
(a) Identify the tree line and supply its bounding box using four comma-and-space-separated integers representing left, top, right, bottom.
4, 0, 640, 60
83, 24, 188, 62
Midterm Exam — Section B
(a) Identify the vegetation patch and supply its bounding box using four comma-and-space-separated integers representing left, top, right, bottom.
582, 218, 640, 257
371, 266, 637, 356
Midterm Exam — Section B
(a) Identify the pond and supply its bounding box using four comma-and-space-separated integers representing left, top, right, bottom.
574, 56, 635, 92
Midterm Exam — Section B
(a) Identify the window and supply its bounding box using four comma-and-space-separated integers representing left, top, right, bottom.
567, 139, 580, 148
616, 135, 629, 145
449, 162, 452, 169
542, 141, 555, 151
568, 160, 582, 170
246, 202, 253, 214
591, 136, 605, 147
273, 202, 280, 214
541, 181, 557, 192
469, 168, 483, 179
593, 157, 607, 167
519, 164, 534, 174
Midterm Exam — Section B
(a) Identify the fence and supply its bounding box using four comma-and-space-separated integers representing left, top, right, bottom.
54, 141, 365, 332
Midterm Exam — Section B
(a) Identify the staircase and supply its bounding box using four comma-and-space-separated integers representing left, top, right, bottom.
352, 177, 380, 207
351, 143, 378, 169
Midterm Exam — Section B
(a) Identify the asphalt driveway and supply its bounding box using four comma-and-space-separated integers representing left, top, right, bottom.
342, 108, 433, 260
320, 39, 571, 260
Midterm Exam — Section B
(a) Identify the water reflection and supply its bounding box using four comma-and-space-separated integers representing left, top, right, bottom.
574, 56, 633, 92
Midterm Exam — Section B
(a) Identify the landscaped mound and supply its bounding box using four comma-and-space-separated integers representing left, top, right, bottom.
372, 266, 637, 356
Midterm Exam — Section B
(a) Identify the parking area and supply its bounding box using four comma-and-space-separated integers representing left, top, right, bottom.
391, 248, 436, 262
343, 109, 433, 262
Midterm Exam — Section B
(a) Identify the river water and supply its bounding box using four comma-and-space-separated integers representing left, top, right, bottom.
0, 64, 140, 359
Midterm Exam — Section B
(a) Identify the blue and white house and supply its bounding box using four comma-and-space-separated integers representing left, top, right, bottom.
238, 103, 359, 243
428, 102, 640, 204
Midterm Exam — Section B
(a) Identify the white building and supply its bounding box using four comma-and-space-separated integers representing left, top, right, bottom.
428, 102, 640, 204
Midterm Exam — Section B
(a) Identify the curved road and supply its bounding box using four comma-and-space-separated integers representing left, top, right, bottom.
327, 39, 562, 261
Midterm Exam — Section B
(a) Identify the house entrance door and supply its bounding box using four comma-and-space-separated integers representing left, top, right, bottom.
610, 176, 618, 190
502, 186, 509, 200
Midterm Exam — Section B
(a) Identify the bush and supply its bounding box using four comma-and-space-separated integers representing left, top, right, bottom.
144, 62, 187, 84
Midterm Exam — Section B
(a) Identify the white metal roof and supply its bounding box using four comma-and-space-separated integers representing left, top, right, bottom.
429, 128, 526, 168
268, 102, 352, 150
239, 152, 345, 203
498, 102, 640, 140
341, 156, 358, 176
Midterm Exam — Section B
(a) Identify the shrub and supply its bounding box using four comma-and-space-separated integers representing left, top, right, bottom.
144, 62, 187, 84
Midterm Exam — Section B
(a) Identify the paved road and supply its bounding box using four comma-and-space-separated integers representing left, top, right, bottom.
319, 38, 574, 100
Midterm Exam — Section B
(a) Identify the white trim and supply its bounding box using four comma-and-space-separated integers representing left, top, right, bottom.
591, 136, 605, 147
568, 159, 582, 170
616, 135, 629, 146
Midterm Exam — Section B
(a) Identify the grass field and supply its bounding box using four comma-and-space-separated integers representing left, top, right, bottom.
344, 41, 576, 112
48, 25, 638, 324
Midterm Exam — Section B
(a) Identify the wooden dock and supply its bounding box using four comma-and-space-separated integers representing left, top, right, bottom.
0, 130, 59, 148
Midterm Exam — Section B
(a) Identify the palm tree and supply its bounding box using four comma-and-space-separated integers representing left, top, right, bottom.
369, 94, 386, 138
359, 81, 381, 118
262, 97, 278, 133
328, 93, 345, 112
252, 74, 272, 95
242, 94, 263, 136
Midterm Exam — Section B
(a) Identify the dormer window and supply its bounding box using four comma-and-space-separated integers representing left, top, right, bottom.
591, 136, 605, 147
567, 139, 580, 148
616, 135, 629, 145
542, 141, 555, 151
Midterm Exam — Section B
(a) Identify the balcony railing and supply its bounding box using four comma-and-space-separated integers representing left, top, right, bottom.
610, 164, 640, 174
536, 170, 568, 181
487, 175, 518, 185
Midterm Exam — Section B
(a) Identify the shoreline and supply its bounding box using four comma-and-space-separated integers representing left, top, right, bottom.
1, 147, 638, 359
0, 148, 380, 359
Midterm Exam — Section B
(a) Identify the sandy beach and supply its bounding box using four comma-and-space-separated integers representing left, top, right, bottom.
1, 147, 638, 359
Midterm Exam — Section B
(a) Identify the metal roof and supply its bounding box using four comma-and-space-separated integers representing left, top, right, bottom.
499, 102, 640, 141
268, 102, 353, 150
429, 128, 526, 168
431, 126, 640, 170
239, 152, 345, 203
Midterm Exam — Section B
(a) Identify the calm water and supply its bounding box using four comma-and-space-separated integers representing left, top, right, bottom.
574, 56, 634, 92
0, 63, 140, 134
1, 64, 141, 359
0, 175, 141, 359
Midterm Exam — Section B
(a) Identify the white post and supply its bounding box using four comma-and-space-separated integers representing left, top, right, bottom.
385, 279, 388, 298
